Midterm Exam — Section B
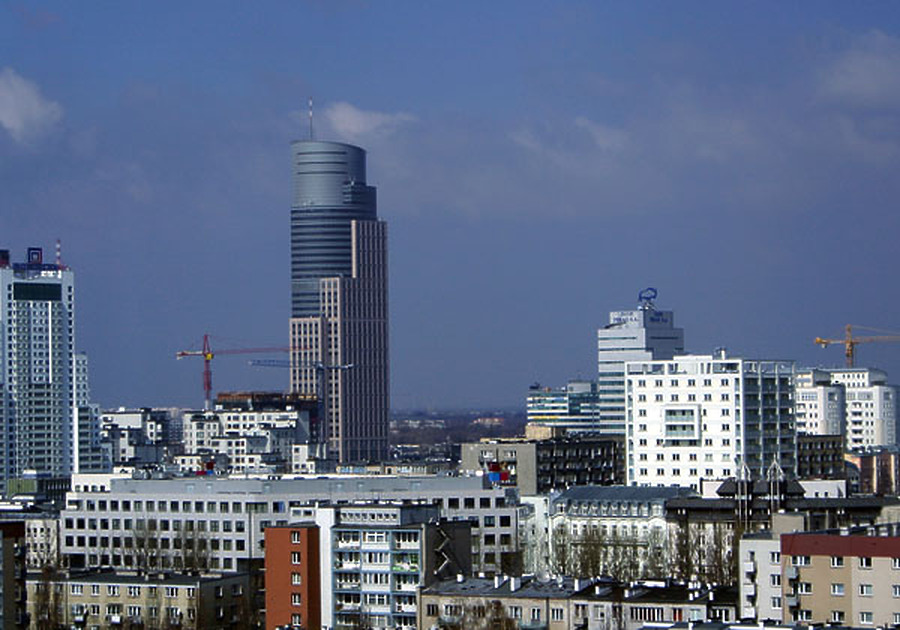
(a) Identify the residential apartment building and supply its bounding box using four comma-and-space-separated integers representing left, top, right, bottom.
626, 352, 796, 489
419, 576, 737, 630
596, 291, 685, 433
60, 474, 517, 574
0, 247, 103, 494
460, 435, 625, 496
264, 525, 320, 630
27, 570, 249, 630
795, 368, 897, 450
418, 575, 582, 630
780, 523, 900, 626
548, 486, 696, 578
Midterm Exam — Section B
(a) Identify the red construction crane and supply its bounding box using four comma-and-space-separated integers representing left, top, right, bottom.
176, 334, 289, 409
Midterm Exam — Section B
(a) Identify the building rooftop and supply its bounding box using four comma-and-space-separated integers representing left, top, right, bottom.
422, 575, 588, 599
554, 485, 698, 504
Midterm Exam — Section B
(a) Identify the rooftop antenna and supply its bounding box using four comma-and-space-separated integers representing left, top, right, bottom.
308, 97, 314, 140
55, 238, 62, 268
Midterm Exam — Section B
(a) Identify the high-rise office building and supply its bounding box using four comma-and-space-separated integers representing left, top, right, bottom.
0, 247, 103, 495
596, 289, 685, 432
288, 141, 389, 463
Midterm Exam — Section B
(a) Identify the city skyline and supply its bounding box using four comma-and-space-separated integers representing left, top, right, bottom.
3, 3, 900, 410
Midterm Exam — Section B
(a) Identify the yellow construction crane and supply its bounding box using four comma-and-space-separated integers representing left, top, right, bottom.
814, 324, 900, 368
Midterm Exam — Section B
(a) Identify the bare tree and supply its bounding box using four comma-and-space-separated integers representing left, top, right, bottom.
551, 524, 571, 575
577, 525, 605, 577
641, 526, 668, 579
32, 566, 63, 630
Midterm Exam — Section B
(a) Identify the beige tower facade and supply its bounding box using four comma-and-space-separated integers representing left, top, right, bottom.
290, 220, 389, 463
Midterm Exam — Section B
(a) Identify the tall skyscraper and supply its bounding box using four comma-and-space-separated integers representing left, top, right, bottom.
596, 289, 685, 431
288, 141, 389, 463
0, 247, 103, 495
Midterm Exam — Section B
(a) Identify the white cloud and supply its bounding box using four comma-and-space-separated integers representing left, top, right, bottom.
0, 67, 63, 145
574, 116, 629, 151
819, 31, 900, 109
323, 101, 415, 142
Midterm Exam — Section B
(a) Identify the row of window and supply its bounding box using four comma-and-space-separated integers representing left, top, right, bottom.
791, 555, 900, 569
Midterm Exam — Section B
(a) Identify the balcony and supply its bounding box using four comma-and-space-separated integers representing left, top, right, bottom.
392, 563, 419, 573
786, 566, 799, 580
743, 584, 756, 596
395, 602, 417, 614
393, 539, 419, 550
336, 538, 361, 549
743, 560, 756, 574
519, 621, 548, 630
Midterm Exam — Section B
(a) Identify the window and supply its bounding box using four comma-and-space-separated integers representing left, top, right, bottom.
291, 552, 302, 564
107, 585, 119, 596
797, 582, 812, 594
860, 611, 873, 625
859, 584, 873, 596
830, 583, 844, 596
893, 584, 900, 598
770, 575, 781, 587
893, 557, 900, 569
291, 573, 302, 586
770, 551, 781, 564
426, 604, 438, 617
71, 584, 83, 595
291, 593, 301, 606
831, 555, 844, 567
508, 606, 522, 620
831, 611, 845, 623
771, 597, 781, 609
551, 608, 564, 622
792, 555, 810, 566
859, 556, 872, 569
291, 531, 302, 544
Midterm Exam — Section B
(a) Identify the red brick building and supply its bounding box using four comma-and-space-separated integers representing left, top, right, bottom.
264, 525, 320, 630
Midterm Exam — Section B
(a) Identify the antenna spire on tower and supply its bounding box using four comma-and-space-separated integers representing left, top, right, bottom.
308, 97, 314, 140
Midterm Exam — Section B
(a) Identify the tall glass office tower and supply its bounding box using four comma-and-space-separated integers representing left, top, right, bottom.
289, 141, 389, 463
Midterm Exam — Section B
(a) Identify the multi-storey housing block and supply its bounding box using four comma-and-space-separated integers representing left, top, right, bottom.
60, 475, 517, 575
626, 352, 796, 489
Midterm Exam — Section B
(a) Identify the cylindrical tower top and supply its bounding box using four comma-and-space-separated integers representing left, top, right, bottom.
291, 140, 368, 208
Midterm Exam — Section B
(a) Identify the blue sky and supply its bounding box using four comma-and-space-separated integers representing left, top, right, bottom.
3, 2, 900, 410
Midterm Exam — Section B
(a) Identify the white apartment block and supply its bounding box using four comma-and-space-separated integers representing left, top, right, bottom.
626, 352, 796, 489
794, 370, 845, 436
794, 368, 897, 449
60, 475, 518, 574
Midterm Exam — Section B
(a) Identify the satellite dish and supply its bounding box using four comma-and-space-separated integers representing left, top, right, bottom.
537, 570, 551, 583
